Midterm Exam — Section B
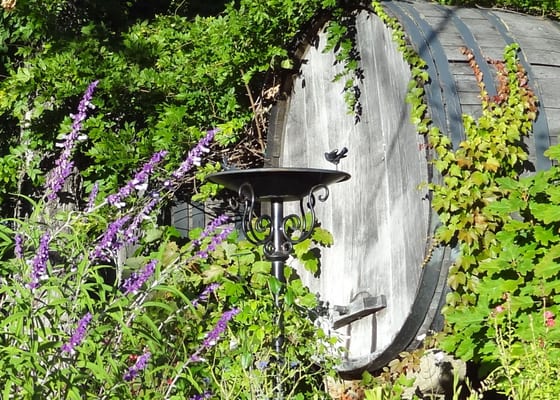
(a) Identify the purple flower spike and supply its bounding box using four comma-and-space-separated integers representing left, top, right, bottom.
90, 215, 131, 261
189, 391, 213, 400
85, 181, 99, 212
122, 197, 160, 244
190, 308, 240, 362
61, 312, 93, 354
195, 225, 234, 260
124, 351, 151, 381
107, 150, 168, 208
191, 283, 220, 307
28, 232, 51, 289
192, 214, 230, 247
121, 259, 157, 295
14, 233, 23, 259
171, 128, 217, 182
46, 80, 99, 200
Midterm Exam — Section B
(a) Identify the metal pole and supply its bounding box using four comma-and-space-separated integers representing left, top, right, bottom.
270, 199, 286, 400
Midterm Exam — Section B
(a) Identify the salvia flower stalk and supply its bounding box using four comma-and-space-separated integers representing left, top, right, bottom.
61, 312, 93, 354
190, 308, 240, 362
122, 196, 160, 244
28, 232, 51, 289
107, 150, 168, 208
45, 80, 99, 200
123, 351, 151, 381
189, 391, 213, 400
191, 214, 230, 247
166, 128, 217, 186
191, 282, 220, 307
122, 259, 158, 295
90, 215, 131, 261
165, 308, 240, 397
14, 233, 23, 259
85, 181, 99, 212
195, 225, 234, 260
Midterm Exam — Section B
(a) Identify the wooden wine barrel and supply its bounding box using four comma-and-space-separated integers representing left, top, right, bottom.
266, 0, 560, 378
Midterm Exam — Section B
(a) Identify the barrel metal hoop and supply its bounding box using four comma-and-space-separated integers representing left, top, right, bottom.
435, 4, 498, 97
384, 1, 465, 148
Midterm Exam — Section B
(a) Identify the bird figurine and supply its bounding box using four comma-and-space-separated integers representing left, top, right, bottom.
324, 147, 348, 166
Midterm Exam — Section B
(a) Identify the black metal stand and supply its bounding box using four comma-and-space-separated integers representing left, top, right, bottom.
207, 168, 350, 400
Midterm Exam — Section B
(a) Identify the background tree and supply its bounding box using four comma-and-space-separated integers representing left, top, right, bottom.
0, 0, 364, 218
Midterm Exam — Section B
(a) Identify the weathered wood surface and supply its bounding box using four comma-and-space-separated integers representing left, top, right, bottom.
269, 10, 441, 377
266, 0, 560, 377
384, 0, 560, 169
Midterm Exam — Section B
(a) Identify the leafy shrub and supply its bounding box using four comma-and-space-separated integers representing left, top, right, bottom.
0, 82, 341, 399
425, 40, 560, 395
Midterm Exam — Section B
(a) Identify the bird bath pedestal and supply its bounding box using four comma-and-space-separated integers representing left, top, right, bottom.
207, 167, 350, 399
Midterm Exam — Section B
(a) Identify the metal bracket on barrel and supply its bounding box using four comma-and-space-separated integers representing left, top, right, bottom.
331, 293, 387, 329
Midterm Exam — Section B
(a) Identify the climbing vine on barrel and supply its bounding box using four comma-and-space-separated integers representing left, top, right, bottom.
427, 43, 560, 393
370, 1, 560, 394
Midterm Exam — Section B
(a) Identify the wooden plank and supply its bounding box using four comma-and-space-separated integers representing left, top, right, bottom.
454, 77, 482, 92
458, 91, 484, 105
497, 12, 560, 40
535, 80, 560, 105
532, 64, 560, 79
543, 106, 560, 144
460, 104, 483, 119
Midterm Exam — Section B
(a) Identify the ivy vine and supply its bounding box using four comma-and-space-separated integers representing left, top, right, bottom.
372, 0, 560, 382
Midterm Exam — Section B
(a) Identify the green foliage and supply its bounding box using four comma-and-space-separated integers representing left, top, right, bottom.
420, 40, 560, 395
483, 308, 560, 399
361, 371, 417, 400
371, 1, 430, 134
376, 0, 560, 393
435, 0, 560, 19
323, 6, 364, 118
0, 0, 362, 216
0, 93, 341, 398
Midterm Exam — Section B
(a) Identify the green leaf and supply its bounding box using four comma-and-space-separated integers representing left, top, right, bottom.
478, 258, 510, 274
455, 336, 475, 360
268, 276, 282, 295
546, 185, 560, 203
312, 227, 334, 246
530, 203, 560, 224
495, 176, 520, 191
534, 225, 558, 245
145, 228, 163, 243
509, 295, 534, 311
251, 260, 271, 274
86, 360, 110, 381
202, 264, 224, 282
544, 143, 560, 161
143, 300, 176, 314
487, 197, 525, 215
293, 239, 311, 259
535, 244, 560, 279
301, 253, 319, 274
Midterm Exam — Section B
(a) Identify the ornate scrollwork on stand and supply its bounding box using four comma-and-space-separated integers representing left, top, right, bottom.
238, 182, 330, 260
238, 182, 271, 246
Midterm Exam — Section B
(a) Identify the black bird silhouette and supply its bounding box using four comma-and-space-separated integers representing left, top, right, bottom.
324, 147, 348, 165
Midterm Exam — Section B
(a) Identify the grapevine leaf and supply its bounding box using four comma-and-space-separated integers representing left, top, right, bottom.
530, 203, 560, 224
